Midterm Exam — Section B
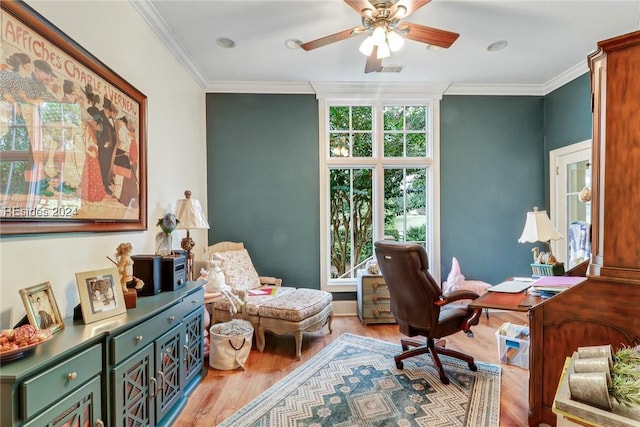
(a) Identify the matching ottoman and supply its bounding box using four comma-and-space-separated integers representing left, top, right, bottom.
255, 288, 333, 360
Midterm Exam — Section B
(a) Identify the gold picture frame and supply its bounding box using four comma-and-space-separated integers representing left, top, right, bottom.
75, 267, 126, 324
0, 1, 148, 235
19, 281, 64, 333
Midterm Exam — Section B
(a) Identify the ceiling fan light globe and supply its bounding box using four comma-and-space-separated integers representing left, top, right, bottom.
377, 41, 391, 59
372, 26, 386, 45
387, 30, 404, 52
359, 36, 375, 56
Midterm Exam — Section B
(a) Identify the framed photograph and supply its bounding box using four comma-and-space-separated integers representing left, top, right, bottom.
0, 1, 147, 235
19, 281, 64, 333
75, 267, 126, 324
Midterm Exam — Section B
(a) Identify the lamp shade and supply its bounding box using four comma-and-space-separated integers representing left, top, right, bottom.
175, 190, 209, 230
518, 207, 563, 243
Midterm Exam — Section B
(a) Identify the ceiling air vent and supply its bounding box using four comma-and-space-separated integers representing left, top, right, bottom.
380, 65, 403, 73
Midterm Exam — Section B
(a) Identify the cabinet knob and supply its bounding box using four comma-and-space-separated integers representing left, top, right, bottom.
192, 299, 199, 304
168, 315, 176, 321
135, 335, 143, 342
371, 283, 387, 292
67, 372, 78, 380
372, 309, 391, 318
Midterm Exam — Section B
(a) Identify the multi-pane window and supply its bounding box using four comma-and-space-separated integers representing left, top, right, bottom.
321, 100, 437, 289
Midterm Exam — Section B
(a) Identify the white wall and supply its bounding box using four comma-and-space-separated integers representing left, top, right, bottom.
0, 1, 208, 327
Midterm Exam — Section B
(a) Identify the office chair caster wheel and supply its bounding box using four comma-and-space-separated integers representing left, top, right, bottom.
469, 362, 478, 371
439, 375, 450, 385
396, 360, 404, 369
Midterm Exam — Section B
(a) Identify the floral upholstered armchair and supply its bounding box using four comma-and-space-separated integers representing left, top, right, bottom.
204, 241, 332, 359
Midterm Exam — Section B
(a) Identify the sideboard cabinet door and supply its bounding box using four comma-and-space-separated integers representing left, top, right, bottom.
182, 307, 204, 389
111, 343, 156, 426
24, 376, 102, 427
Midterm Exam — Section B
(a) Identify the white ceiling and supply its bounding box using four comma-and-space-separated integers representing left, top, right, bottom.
134, 0, 640, 94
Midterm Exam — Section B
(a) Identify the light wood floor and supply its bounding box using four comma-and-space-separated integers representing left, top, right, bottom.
175, 310, 530, 426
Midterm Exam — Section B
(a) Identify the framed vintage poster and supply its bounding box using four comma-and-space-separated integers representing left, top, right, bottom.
75, 267, 126, 324
19, 281, 64, 333
0, 1, 147, 235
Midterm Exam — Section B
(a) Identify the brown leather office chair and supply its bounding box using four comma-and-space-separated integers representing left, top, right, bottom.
374, 240, 482, 384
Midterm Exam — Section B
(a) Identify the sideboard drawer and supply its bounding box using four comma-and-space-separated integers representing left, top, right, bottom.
111, 288, 204, 364
361, 278, 388, 294
111, 313, 163, 364
361, 305, 395, 321
21, 344, 102, 420
360, 291, 391, 305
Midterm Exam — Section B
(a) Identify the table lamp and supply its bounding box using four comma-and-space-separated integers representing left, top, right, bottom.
176, 190, 209, 281
518, 207, 564, 274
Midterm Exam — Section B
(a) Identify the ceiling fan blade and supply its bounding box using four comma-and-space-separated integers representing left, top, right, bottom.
400, 22, 459, 48
393, 0, 431, 19
364, 46, 383, 73
300, 27, 364, 51
344, 0, 375, 17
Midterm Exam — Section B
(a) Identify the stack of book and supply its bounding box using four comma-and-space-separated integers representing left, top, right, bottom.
528, 276, 587, 298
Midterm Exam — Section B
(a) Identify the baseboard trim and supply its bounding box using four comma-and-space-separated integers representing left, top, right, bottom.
331, 300, 357, 317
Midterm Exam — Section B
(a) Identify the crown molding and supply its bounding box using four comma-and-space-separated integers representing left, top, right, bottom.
130, 0, 208, 89
542, 61, 589, 94
207, 81, 316, 94
205, 75, 590, 96
310, 82, 449, 99
443, 83, 545, 96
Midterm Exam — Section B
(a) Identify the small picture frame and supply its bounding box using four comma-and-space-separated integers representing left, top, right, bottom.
19, 282, 65, 334
75, 268, 127, 324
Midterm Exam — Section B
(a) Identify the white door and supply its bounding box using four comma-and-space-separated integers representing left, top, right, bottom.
550, 140, 592, 270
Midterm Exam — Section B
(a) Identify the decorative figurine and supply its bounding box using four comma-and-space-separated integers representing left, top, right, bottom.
115, 242, 145, 292
156, 211, 179, 256
199, 253, 244, 315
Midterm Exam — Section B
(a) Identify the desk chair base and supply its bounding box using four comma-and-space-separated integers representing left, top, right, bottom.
395, 338, 478, 385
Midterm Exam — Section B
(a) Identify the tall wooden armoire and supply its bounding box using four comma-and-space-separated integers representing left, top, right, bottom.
527, 30, 640, 427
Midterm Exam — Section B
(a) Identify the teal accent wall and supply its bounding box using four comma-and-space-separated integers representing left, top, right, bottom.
543, 73, 593, 207
440, 96, 545, 283
206, 94, 320, 289
206, 79, 592, 292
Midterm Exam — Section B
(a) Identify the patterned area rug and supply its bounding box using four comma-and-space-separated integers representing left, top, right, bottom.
219, 333, 501, 426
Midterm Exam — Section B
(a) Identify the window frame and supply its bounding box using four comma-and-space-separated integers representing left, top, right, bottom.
318, 95, 442, 292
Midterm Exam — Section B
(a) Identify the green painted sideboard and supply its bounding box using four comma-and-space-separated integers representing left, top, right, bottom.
0, 282, 205, 426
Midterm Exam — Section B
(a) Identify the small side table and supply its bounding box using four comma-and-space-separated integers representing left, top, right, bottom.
356, 269, 396, 325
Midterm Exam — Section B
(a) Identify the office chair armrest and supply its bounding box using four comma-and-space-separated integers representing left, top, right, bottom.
437, 290, 480, 306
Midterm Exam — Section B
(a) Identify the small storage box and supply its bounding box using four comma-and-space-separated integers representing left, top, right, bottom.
531, 262, 565, 276
495, 323, 530, 369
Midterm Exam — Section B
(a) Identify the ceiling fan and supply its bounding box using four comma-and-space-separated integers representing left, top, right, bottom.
300, 0, 459, 73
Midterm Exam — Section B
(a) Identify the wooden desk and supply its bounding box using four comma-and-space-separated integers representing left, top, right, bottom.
468, 273, 631, 427
469, 289, 545, 312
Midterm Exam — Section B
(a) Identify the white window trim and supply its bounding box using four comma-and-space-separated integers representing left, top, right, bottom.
317, 93, 442, 292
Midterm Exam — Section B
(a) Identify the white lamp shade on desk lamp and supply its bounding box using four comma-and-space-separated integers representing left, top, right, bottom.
518, 207, 564, 243
175, 190, 209, 281
176, 193, 209, 231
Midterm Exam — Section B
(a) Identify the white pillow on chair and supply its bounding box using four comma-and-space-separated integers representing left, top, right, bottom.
443, 257, 491, 295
